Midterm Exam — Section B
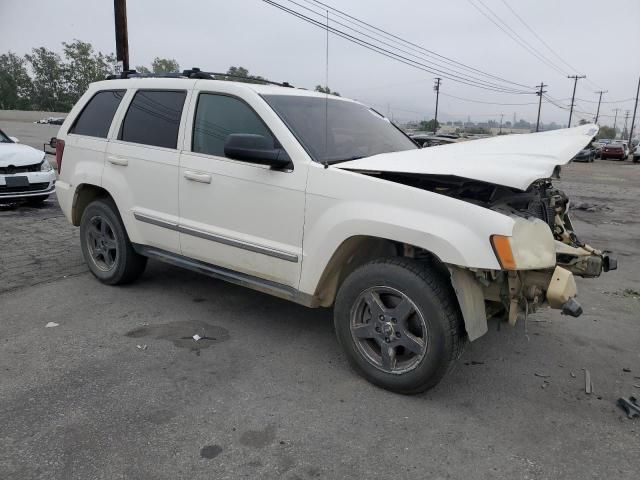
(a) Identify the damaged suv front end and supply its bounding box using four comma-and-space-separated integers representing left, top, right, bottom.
456, 176, 617, 328
336, 123, 616, 339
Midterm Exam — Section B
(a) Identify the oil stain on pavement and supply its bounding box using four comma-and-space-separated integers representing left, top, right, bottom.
240, 423, 277, 448
125, 320, 230, 354
200, 445, 223, 459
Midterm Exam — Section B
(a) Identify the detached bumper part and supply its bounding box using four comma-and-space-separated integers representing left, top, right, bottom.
561, 297, 583, 317
603, 254, 617, 272
546, 266, 578, 309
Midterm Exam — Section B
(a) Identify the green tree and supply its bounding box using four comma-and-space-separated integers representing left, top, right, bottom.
0, 52, 33, 109
25, 47, 67, 111
214, 66, 266, 83
314, 85, 340, 96
578, 119, 588, 126
61, 40, 115, 106
597, 125, 617, 139
418, 119, 440, 132
151, 57, 179, 74
135, 65, 151, 74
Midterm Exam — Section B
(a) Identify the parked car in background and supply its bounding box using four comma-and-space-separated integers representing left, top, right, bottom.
572, 145, 595, 162
0, 128, 56, 204
35, 116, 66, 125
612, 140, 629, 157
633, 144, 640, 163
600, 143, 627, 160
410, 133, 462, 148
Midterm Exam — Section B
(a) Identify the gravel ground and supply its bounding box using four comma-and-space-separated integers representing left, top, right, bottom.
1, 120, 639, 479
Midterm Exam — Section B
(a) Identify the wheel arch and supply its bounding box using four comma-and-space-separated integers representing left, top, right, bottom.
309, 235, 486, 343
310, 235, 450, 307
71, 183, 113, 226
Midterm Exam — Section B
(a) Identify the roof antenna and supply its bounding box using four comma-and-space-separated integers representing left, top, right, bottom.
323, 9, 330, 169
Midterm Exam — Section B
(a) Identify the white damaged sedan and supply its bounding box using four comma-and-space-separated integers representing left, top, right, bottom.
0, 128, 56, 205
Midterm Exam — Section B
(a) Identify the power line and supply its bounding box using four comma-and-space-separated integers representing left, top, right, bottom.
466, 0, 570, 77
574, 97, 635, 104
497, 0, 578, 73
496, 0, 602, 91
439, 92, 539, 106
263, 0, 534, 94
306, 0, 533, 90
284, 0, 531, 93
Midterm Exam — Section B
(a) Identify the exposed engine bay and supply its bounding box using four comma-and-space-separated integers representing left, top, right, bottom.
368, 171, 618, 327
371, 171, 616, 278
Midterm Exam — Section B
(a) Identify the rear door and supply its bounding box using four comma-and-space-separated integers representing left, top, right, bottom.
103, 88, 190, 253
178, 89, 307, 287
63, 89, 126, 186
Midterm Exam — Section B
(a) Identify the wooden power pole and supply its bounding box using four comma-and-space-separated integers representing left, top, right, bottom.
535, 81, 547, 132
114, 0, 129, 75
628, 76, 640, 144
567, 75, 586, 128
433, 78, 441, 134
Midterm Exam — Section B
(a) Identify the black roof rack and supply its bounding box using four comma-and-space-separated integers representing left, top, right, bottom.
106, 67, 294, 88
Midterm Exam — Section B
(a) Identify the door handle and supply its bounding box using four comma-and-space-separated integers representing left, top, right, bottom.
184, 171, 212, 184
107, 155, 128, 166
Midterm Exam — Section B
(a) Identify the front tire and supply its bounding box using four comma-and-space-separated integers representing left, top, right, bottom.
334, 258, 465, 394
80, 198, 147, 285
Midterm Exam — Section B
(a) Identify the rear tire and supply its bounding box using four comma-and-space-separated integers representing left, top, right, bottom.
334, 258, 465, 394
80, 198, 147, 285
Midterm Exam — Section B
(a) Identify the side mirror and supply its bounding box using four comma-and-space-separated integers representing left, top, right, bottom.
9, 136, 19, 143
224, 134, 292, 170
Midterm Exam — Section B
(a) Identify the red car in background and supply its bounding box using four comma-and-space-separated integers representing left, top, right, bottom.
600, 143, 627, 160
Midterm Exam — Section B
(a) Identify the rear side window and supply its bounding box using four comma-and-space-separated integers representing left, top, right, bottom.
119, 90, 186, 149
192, 93, 274, 157
69, 90, 125, 138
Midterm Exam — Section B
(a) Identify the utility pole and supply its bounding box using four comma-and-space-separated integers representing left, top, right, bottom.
114, 0, 129, 75
612, 108, 620, 136
535, 81, 547, 132
433, 77, 441, 134
567, 75, 586, 128
499, 113, 504, 134
623, 110, 630, 139
594, 90, 607, 123
628, 75, 640, 145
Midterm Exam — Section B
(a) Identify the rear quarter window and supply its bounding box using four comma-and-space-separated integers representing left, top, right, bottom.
119, 90, 187, 149
69, 90, 125, 138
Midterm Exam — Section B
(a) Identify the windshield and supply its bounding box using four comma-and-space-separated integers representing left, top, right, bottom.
0, 129, 12, 143
262, 94, 417, 164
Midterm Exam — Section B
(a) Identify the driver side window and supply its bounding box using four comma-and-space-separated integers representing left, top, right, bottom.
192, 93, 275, 158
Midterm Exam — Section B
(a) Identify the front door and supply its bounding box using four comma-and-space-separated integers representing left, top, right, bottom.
178, 91, 306, 288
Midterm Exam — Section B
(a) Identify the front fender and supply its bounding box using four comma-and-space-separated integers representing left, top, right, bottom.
299, 166, 514, 295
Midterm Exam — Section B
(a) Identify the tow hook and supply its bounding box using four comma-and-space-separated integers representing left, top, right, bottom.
561, 297, 583, 317
603, 253, 618, 272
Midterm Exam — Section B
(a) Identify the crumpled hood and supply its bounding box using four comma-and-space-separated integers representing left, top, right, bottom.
336, 124, 598, 190
0, 143, 45, 167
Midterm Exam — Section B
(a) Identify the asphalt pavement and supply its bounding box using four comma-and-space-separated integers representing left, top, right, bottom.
1, 120, 639, 479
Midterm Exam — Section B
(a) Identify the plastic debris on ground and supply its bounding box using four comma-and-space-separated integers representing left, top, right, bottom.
616, 397, 640, 419
193, 334, 202, 341
45, 322, 59, 328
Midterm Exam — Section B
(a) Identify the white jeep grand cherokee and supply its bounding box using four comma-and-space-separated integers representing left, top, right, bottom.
55, 72, 615, 393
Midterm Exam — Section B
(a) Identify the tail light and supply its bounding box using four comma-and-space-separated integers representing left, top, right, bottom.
55, 139, 65, 173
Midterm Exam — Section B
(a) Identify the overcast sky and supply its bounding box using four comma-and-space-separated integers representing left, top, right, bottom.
1, 0, 639, 126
